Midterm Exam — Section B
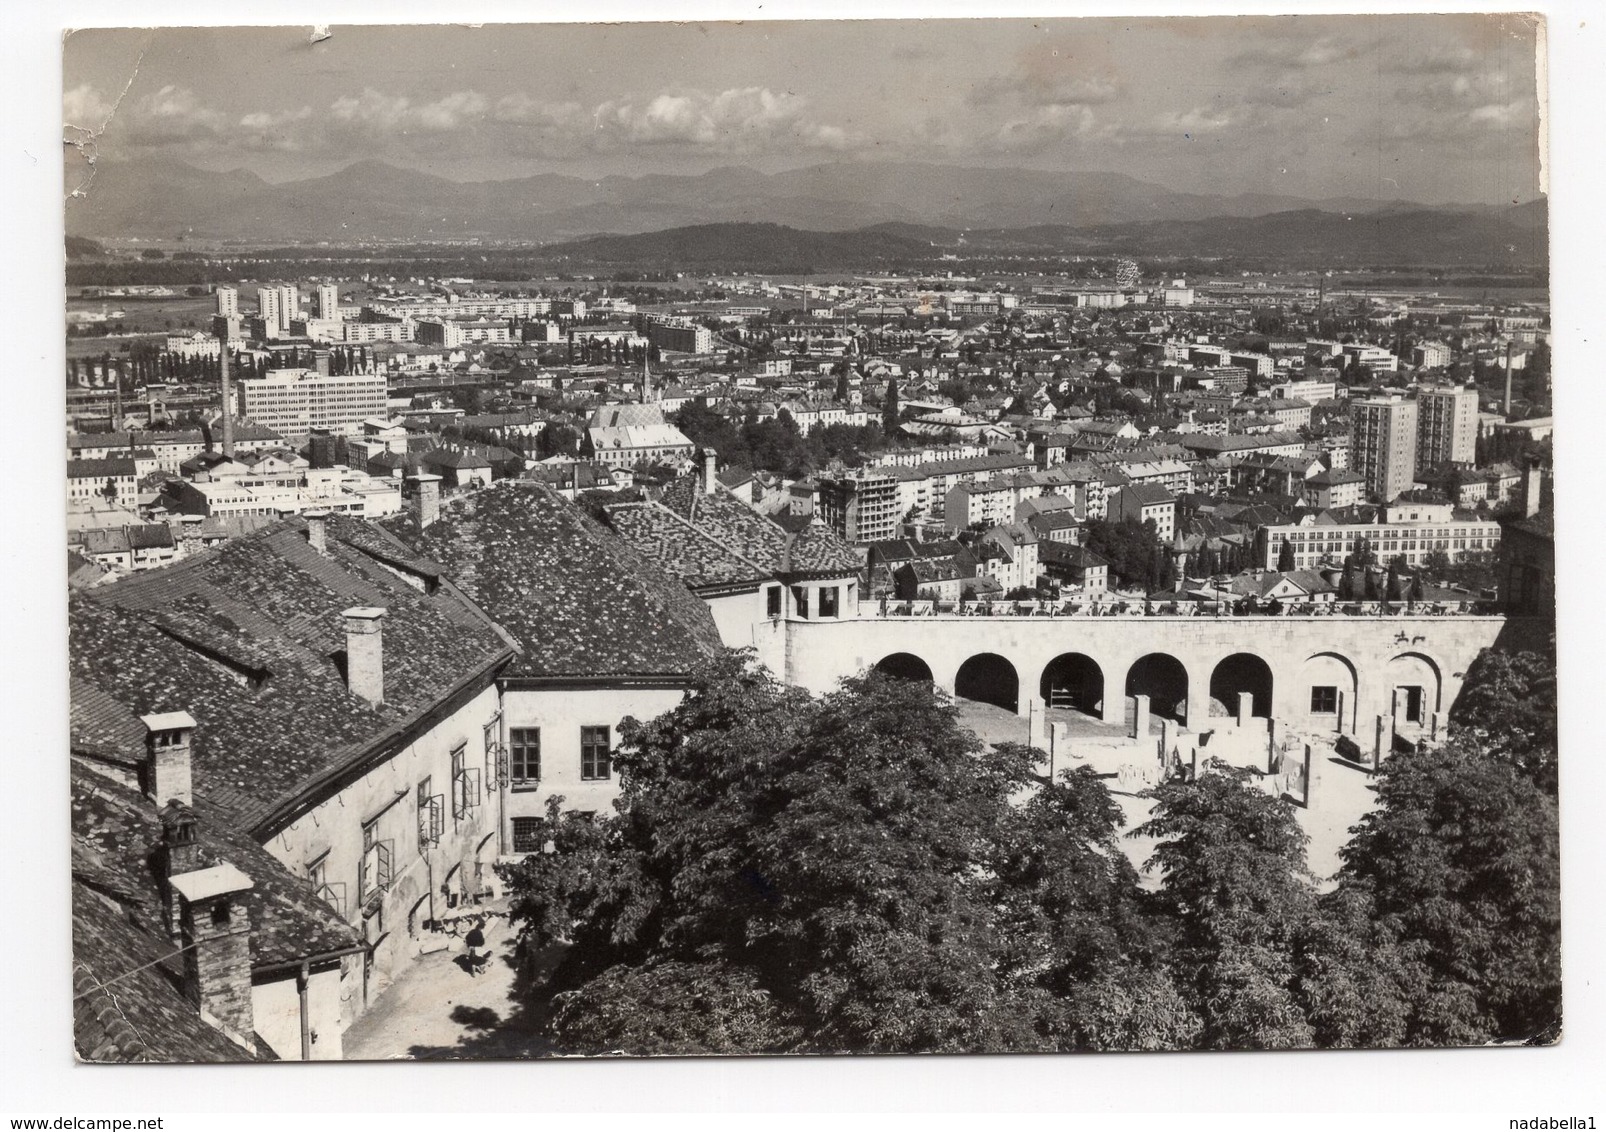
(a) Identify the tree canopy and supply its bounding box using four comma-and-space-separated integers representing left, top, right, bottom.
498, 650, 1562, 1055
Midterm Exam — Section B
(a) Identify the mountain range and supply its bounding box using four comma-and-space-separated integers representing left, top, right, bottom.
64, 157, 1545, 264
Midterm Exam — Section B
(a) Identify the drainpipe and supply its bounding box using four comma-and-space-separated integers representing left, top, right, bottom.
297, 962, 311, 1062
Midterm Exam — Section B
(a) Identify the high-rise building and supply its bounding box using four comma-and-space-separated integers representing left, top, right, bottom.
816, 470, 900, 545
315, 284, 341, 321
1350, 396, 1418, 502
276, 285, 300, 332
216, 286, 239, 318
236, 367, 388, 443
255, 287, 281, 331
1416, 386, 1479, 472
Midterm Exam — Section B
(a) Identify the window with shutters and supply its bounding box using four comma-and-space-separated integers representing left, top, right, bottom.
581, 725, 612, 781
509, 727, 541, 789
417, 778, 444, 849
452, 745, 481, 821
360, 818, 393, 907
483, 713, 502, 792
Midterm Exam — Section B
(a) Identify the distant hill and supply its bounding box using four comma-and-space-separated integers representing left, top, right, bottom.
66, 156, 1541, 258
541, 223, 937, 271
533, 202, 1548, 271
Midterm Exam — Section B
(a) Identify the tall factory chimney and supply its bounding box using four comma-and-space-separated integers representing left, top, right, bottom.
218, 330, 235, 458
1502, 341, 1514, 421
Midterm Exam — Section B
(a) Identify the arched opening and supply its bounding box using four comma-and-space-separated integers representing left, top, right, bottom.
1298, 652, 1358, 732
1209, 652, 1274, 718
1040, 653, 1104, 718
874, 652, 934, 684
1125, 653, 1189, 722
1386, 652, 1442, 727
955, 653, 1019, 712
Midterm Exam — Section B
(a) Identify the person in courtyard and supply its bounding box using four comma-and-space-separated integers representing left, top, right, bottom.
464, 918, 487, 977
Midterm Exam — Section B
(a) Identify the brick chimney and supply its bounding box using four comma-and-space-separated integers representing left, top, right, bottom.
304, 509, 329, 556
160, 799, 203, 941
703, 447, 718, 495
141, 712, 196, 808
342, 607, 386, 707
170, 862, 256, 1047
1523, 456, 1543, 519
408, 473, 442, 528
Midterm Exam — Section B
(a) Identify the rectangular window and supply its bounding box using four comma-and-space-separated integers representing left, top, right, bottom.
1310, 686, 1338, 714
819, 586, 839, 618
452, 744, 481, 821
1403, 686, 1425, 725
509, 727, 541, 788
360, 818, 393, 906
483, 713, 502, 792
581, 725, 612, 781
766, 585, 783, 618
792, 586, 810, 618
512, 817, 545, 854
417, 777, 443, 849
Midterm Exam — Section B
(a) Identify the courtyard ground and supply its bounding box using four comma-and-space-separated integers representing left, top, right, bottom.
343, 696, 1382, 1059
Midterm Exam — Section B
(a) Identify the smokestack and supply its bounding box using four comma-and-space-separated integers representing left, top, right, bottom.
304, 510, 329, 556
408, 473, 442, 528
219, 333, 235, 459
1523, 456, 1543, 519
342, 607, 386, 707
703, 447, 718, 495
1502, 341, 1513, 420
141, 711, 196, 808
169, 862, 256, 1047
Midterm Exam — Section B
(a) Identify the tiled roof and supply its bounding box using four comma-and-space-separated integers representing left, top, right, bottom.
605, 502, 772, 589
383, 482, 722, 680
72, 762, 358, 971
784, 521, 865, 576
659, 474, 791, 571
70, 516, 511, 834
73, 877, 263, 1063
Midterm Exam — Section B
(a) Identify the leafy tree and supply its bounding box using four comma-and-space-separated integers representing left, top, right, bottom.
1450, 648, 1558, 793
882, 376, 900, 435
1335, 740, 1562, 1044
1133, 764, 1318, 1050
1276, 538, 1297, 573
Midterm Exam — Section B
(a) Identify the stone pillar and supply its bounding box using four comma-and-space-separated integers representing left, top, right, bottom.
1392, 686, 1410, 728
1237, 692, 1254, 729
1374, 713, 1389, 771
1184, 685, 1210, 732
1430, 711, 1443, 742
172, 863, 256, 1048
1160, 717, 1178, 764
1335, 689, 1347, 735
1101, 687, 1125, 726
1131, 694, 1150, 740
1026, 695, 1048, 742
1051, 721, 1071, 761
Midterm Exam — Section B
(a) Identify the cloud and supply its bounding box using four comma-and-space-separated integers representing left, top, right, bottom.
971, 73, 1121, 110
1228, 34, 1360, 71
63, 84, 114, 129
329, 88, 489, 133
122, 85, 229, 145
590, 87, 847, 151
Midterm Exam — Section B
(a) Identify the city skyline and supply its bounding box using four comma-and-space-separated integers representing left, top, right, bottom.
64, 15, 1542, 207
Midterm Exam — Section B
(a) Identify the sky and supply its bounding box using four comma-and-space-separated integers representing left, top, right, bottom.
62, 15, 1543, 205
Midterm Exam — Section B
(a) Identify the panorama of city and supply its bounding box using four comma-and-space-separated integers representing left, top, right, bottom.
61, 17, 1557, 1064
